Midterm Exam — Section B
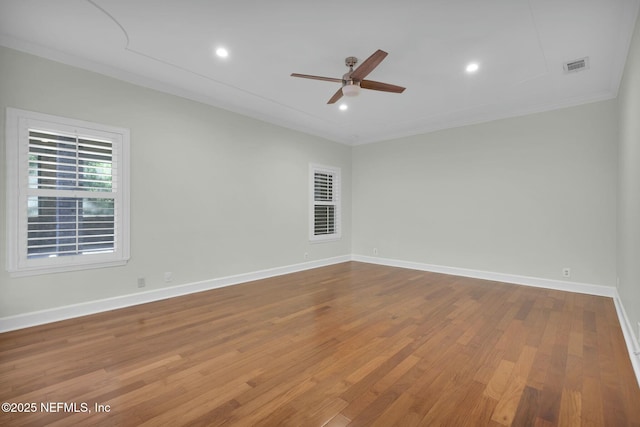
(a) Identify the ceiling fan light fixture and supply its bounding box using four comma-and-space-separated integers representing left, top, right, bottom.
342, 83, 360, 97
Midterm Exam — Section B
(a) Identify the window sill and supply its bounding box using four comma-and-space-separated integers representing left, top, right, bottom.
8, 259, 129, 278
309, 235, 342, 243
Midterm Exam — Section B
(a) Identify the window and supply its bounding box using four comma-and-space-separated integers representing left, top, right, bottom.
6, 108, 130, 276
309, 164, 341, 241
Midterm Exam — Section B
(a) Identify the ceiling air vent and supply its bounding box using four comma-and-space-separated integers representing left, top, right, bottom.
563, 57, 590, 73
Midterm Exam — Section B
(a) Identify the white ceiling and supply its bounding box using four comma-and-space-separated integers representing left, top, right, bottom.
1, 0, 638, 145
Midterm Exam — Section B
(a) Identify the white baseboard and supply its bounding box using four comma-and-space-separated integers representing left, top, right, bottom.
613, 290, 640, 387
351, 254, 617, 297
0, 255, 351, 333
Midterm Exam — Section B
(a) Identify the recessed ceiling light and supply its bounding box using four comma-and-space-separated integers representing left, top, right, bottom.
215, 47, 229, 58
339, 104, 348, 111
466, 62, 479, 73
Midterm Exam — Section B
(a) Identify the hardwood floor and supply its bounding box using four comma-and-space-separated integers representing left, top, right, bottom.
1, 261, 639, 426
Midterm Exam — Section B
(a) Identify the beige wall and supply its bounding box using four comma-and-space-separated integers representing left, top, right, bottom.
618, 14, 640, 341
352, 100, 618, 287
0, 46, 352, 317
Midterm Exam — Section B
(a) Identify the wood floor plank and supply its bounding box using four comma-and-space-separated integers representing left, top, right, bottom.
1, 261, 639, 426
369, 392, 414, 427
491, 345, 537, 425
558, 388, 582, 427
512, 385, 541, 426
580, 376, 605, 427
484, 359, 516, 401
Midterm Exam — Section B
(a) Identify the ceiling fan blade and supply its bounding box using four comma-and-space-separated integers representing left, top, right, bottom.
361, 80, 406, 93
327, 88, 343, 104
291, 73, 343, 83
350, 49, 388, 81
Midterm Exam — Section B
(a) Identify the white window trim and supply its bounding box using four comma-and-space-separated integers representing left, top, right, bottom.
309, 163, 341, 242
6, 108, 130, 277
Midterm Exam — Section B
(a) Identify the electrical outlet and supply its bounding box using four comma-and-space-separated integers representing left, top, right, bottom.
164, 272, 173, 283
137, 277, 146, 288
562, 268, 571, 278
373, 248, 378, 256
304, 252, 309, 260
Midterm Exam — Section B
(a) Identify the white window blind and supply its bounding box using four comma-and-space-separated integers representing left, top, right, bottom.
6, 108, 130, 276
27, 130, 116, 258
310, 164, 341, 241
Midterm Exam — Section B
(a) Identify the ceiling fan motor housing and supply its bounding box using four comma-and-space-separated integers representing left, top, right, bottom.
345, 56, 358, 67
343, 56, 360, 89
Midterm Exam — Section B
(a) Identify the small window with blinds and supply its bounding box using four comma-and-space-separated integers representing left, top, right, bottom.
309, 164, 341, 241
6, 108, 130, 276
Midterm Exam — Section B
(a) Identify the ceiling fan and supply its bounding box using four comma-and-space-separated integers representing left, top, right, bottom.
291, 49, 406, 104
